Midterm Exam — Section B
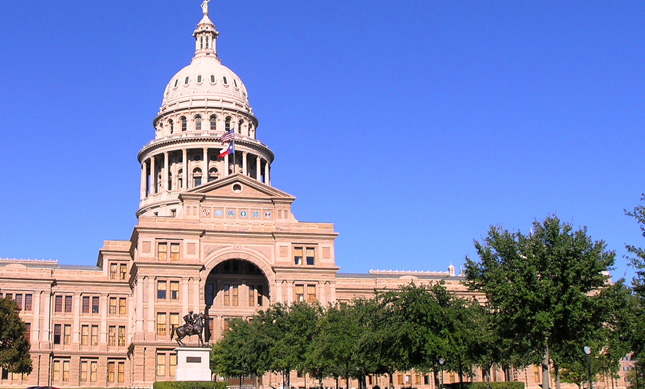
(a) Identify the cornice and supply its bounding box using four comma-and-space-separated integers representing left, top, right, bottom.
137, 136, 274, 162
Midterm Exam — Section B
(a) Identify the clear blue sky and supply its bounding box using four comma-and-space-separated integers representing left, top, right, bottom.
1, 1, 643, 282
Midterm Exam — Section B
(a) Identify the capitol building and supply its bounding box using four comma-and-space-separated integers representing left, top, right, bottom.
0, 3, 630, 389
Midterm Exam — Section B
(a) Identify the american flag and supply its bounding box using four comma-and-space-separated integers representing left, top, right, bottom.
220, 130, 234, 144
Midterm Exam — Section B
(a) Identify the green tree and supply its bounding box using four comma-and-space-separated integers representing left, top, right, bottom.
0, 297, 32, 374
626, 197, 645, 369
211, 318, 266, 387
464, 216, 618, 389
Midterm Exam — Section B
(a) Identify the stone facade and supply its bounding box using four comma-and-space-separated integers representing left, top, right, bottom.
0, 3, 633, 389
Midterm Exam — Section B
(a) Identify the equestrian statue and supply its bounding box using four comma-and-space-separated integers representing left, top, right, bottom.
171, 310, 208, 347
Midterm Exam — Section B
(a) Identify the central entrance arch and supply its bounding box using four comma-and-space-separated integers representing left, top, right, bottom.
203, 258, 271, 341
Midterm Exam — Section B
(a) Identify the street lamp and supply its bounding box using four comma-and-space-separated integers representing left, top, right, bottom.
439, 358, 445, 389
584, 346, 593, 389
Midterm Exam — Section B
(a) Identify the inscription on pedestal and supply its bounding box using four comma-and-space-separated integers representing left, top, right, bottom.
187, 356, 202, 363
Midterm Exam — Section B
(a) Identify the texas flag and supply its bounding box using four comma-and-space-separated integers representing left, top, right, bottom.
218, 141, 234, 158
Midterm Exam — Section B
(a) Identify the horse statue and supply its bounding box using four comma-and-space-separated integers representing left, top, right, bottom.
171, 311, 207, 347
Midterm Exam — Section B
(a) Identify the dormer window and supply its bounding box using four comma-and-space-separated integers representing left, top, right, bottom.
197, 75, 202, 83
210, 75, 216, 84
233, 79, 238, 87
223, 76, 228, 85
173, 79, 179, 88
184, 76, 190, 85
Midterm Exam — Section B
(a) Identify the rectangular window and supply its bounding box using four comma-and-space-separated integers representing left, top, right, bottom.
119, 263, 128, 280
118, 361, 125, 383
157, 281, 167, 300
158, 242, 168, 261
307, 285, 316, 303
206, 283, 215, 305
63, 324, 71, 345
53, 360, 60, 381
55, 295, 63, 312
109, 297, 117, 314
249, 285, 255, 307
82, 296, 90, 313
63, 360, 70, 381
534, 366, 541, 382
24, 294, 32, 311
110, 263, 118, 279
295, 284, 304, 302
108, 326, 116, 346
24, 323, 31, 343
157, 353, 166, 377
108, 362, 115, 383
92, 296, 99, 313
169, 354, 177, 377
294, 247, 303, 265
54, 324, 61, 344
91, 325, 98, 346
170, 281, 179, 299
157, 312, 167, 336
224, 285, 230, 306
64, 295, 72, 312
80, 361, 88, 382
232, 285, 239, 306
90, 360, 97, 382
170, 313, 179, 335
118, 326, 126, 346
81, 325, 89, 346
119, 297, 127, 315
14, 294, 23, 310
306, 247, 315, 265
257, 285, 264, 306
170, 243, 180, 261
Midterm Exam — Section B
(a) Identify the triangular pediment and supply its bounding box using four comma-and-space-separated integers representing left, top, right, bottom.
182, 173, 295, 202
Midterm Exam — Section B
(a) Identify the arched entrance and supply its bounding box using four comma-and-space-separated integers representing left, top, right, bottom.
203, 258, 270, 341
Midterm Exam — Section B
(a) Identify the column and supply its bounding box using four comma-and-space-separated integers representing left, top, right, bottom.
163, 152, 169, 191
182, 278, 189, 314
147, 277, 155, 334
136, 278, 144, 334
192, 278, 200, 313
140, 160, 147, 200
149, 156, 156, 195
264, 161, 270, 185
224, 153, 229, 177
203, 147, 208, 182
242, 151, 248, 176
182, 149, 188, 189
255, 156, 261, 180
287, 283, 294, 304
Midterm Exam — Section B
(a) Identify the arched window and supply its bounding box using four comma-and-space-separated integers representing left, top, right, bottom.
192, 168, 202, 187
208, 168, 219, 182
238, 120, 244, 134
180, 117, 187, 132
210, 115, 217, 131
168, 120, 174, 134
225, 117, 231, 132
195, 115, 202, 131
249, 123, 255, 138
200, 36, 204, 49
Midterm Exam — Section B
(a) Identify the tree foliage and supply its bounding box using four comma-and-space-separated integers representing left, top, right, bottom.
464, 216, 624, 388
0, 297, 32, 374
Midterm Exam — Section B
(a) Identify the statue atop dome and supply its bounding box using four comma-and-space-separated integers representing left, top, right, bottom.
201, 0, 211, 16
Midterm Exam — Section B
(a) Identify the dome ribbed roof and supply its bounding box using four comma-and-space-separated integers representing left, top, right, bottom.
161, 56, 250, 111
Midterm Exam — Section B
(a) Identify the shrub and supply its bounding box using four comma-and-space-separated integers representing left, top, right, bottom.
154, 381, 229, 389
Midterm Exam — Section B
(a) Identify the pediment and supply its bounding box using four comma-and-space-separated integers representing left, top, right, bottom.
183, 173, 295, 202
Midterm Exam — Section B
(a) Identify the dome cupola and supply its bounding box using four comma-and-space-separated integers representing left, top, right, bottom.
136, 1, 274, 218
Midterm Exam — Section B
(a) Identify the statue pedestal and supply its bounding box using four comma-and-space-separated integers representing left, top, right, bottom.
175, 347, 212, 381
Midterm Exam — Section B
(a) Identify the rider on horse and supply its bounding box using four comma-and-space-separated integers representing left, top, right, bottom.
183, 310, 196, 332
